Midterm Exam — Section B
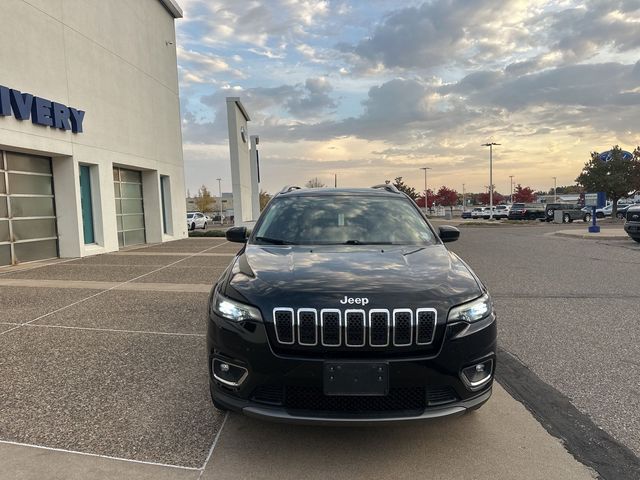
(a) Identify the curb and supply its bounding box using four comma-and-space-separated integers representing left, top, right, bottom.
554, 231, 630, 241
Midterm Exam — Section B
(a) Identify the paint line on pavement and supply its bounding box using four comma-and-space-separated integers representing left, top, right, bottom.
198, 412, 229, 477
0, 439, 200, 471
0, 278, 211, 293
0, 242, 229, 336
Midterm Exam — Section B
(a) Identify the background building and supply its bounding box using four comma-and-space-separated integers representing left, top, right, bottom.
0, 0, 185, 267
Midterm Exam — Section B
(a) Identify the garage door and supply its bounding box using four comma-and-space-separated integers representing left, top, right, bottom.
113, 167, 145, 247
0, 151, 58, 266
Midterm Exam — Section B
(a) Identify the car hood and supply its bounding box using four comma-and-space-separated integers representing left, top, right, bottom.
224, 244, 484, 313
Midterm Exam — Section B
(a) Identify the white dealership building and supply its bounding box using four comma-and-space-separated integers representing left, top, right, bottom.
0, 0, 186, 267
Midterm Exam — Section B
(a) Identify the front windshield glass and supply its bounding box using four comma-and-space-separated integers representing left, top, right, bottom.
187, 213, 194, 219
252, 195, 436, 245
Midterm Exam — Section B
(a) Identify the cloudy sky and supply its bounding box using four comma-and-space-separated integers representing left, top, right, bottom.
176, 0, 640, 196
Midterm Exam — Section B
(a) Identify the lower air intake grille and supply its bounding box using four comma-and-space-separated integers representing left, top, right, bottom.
427, 385, 459, 406
285, 386, 426, 414
252, 385, 285, 406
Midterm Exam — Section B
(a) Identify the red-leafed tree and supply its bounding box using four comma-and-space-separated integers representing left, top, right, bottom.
512, 184, 536, 203
415, 189, 435, 208
435, 186, 459, 209
477, 191, 505, 205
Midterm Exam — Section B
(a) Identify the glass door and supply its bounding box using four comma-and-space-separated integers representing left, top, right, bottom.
79, 165, 95, 244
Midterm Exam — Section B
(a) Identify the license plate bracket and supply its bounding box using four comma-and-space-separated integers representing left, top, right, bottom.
323, 362, 389, 396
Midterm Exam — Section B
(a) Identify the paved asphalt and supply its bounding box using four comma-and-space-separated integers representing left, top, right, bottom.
0, 230, 636, 479
448, 222, 640, 456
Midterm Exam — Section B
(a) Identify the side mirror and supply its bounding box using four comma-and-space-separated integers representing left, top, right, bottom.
439, 225, 460, 243
226, 226, 248, 243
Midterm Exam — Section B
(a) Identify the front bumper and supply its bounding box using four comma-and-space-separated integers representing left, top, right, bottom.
207, 311, 497, 424
624, 222, 640, 236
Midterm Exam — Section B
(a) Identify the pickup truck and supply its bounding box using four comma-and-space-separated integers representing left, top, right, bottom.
508, 203, 545, 220
544, 203, 587, 222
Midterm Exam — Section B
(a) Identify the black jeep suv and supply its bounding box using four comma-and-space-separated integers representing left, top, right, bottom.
207, 185, 496, 424
624, 205, 640, 243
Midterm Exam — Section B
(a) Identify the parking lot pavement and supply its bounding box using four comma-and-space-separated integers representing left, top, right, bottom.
449, 223, 640, 457
0, 236, 619, 479
201, 385, 594, 480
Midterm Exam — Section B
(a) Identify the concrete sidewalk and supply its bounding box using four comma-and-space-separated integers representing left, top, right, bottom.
554, 227, 630, 240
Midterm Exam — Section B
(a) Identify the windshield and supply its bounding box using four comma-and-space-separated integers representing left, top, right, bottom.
187, 213, 194, 219
252, 195, 436, 245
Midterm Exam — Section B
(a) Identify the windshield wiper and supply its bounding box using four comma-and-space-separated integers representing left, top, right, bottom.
344, 240, 394, 245
255, 236, 296, 245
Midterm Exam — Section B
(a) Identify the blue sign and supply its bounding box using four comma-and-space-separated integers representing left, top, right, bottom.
0, 85, 85, 133
598, 150, 633, 162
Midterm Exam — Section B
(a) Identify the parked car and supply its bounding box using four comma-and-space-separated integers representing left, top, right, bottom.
187, 211, 207, 230
470, 207, 485, 219
209, 184, 496, 422
623, 205, 640, 243
596, 203, 634, 219
493, 205, 510, 219
544, 203, 587, 223
461, 210, 473, 219
508, 203, 545, 220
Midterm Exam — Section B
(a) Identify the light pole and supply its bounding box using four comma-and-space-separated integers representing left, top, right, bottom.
509, 175, 514, 204
462, 183, 466, 212
216, 177, 223, 225
420, 167, 431, 214
553, 177, 557, 202
482, 142, 500, 220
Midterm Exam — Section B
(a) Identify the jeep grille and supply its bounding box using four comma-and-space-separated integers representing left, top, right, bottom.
272, 307, 437, 348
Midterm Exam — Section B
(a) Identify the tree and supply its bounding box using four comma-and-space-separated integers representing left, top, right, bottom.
576, 145, 640, 217
477, 191, 505, 205
305, 177, 326, 188
194, 185, 214, 213
393, 176, 419, 200
434, 186, 459, 211
512, 184, 536, 203
259, 190, 272, 211
415, 189, 435, 208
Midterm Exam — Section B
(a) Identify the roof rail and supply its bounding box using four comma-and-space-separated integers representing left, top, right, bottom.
371, 183, 401, 194
279, 185, 302, 194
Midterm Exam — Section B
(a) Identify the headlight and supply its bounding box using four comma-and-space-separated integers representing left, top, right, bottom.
448, 294, 492, 323
212, 289, 262, 322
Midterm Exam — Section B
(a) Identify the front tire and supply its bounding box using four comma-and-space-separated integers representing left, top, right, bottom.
191, 222, 196, 231
563, 213, 570, 223
203, 222, 207, 230
632, 236, 640, 244
584, 213, 591, 222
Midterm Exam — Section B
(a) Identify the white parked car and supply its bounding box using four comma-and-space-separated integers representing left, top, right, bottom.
493, 205, 511, 219
470, 207, 485, 218
187, 211, 207, 230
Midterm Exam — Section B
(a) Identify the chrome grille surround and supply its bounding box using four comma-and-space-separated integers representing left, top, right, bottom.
297, 308, 318, 346
273, 307, 295, 345
344, 309, 366, 347
392, 308, 413, 346
416, 308, 438, 345
368, 309, 390, 347
272, 307, 438, 348
320, 308, 342, 347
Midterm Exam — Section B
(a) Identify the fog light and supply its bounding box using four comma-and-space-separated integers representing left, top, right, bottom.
212, 359, 248, 387
461, 359, 493, 390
